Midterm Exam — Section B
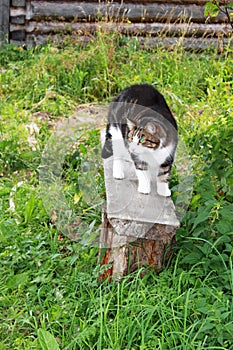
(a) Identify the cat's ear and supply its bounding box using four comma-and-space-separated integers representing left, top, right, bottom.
126, 118, 136, 130
146, 122, 166, 139
145, 121, 157, 134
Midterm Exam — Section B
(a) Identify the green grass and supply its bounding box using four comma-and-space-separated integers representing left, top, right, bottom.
0, 34, 233, 349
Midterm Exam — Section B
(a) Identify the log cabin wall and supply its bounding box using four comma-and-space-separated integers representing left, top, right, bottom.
0, 0, 10, 45
6, 1, 233, 50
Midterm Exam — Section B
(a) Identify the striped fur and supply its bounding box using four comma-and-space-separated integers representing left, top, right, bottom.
102, 84, 178, 196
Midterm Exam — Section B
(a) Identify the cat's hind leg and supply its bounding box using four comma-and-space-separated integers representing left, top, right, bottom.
109, 125, 126, 180
157, 182, 171, 197
157, 164, 171, 197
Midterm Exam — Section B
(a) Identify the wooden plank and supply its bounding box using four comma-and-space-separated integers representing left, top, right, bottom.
101, 127, 179, 227
25, 21, 233, 38
129, 0, 229, 3
119, 22, 233, 37
24, 32, 232, 52
24, 33, 90, 46
0, 0, 10, 45
11, 8, 26, 16
28, 1, 231, 23
103, 156, 179, 226
11, 15, 25, 25
24, 0, 229, 4
11, 0, 26, 6
10, 3, 26, 42
10, 29, 26, 40
137, 35, 233, 51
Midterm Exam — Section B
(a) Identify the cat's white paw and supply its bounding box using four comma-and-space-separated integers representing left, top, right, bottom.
138, 184, 151, 195
113, 170, 124, 180
136, 169, 151, 194
157, 182, 171, 197
113, 160, 124, 180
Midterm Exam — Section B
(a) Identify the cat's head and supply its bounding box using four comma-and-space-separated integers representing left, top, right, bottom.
127, 117, 166, 154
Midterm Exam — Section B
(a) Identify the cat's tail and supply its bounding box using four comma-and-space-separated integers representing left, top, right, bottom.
101, 138, 113, 159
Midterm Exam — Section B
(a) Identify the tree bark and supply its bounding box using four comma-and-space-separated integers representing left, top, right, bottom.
99, 206, 178, 280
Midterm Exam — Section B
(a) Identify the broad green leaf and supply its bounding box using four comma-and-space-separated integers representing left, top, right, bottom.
181, 252, 202, 264
219, 204, 233, 220
216, 221, 232, 234
197, 243, 211, 255
192, 207, 210, 230
38, 329, 60, 350
204, 1, 220, 17
225, 322, 233, 334
226, 1, 233, 10
199, 321, 215, 332
226, 190, 233, 203
196, 305, 210, 314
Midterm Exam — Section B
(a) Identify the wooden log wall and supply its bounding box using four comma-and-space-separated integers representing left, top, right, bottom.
0, 0, 10, 45
6, 1, 233, 50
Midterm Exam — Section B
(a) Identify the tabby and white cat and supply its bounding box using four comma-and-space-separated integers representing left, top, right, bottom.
101, 84, 178, 197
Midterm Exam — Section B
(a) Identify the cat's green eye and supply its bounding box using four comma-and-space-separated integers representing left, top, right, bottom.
140, 137, 145, 143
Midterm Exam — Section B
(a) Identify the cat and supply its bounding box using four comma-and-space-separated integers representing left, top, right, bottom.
101, 84, 178, 197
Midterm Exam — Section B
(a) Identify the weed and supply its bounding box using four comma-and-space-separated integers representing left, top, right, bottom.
0, 35, 233, 349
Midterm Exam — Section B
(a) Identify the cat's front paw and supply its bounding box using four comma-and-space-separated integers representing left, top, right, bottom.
138, 184, 151, 195
136, 169, 151, 194
113, 170, 124, 180
157, 182, 171, 197
113, 160, 124, 180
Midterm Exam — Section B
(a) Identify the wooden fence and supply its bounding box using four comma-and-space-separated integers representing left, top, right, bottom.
1, 0, 232, 50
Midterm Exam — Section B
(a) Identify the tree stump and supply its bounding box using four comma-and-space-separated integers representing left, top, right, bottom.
99, 152, 180, 280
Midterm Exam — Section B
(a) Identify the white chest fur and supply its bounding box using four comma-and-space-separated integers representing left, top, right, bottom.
109, 126, 173, 196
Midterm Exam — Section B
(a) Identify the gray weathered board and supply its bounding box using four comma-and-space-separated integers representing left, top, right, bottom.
102, 131, 180, 238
